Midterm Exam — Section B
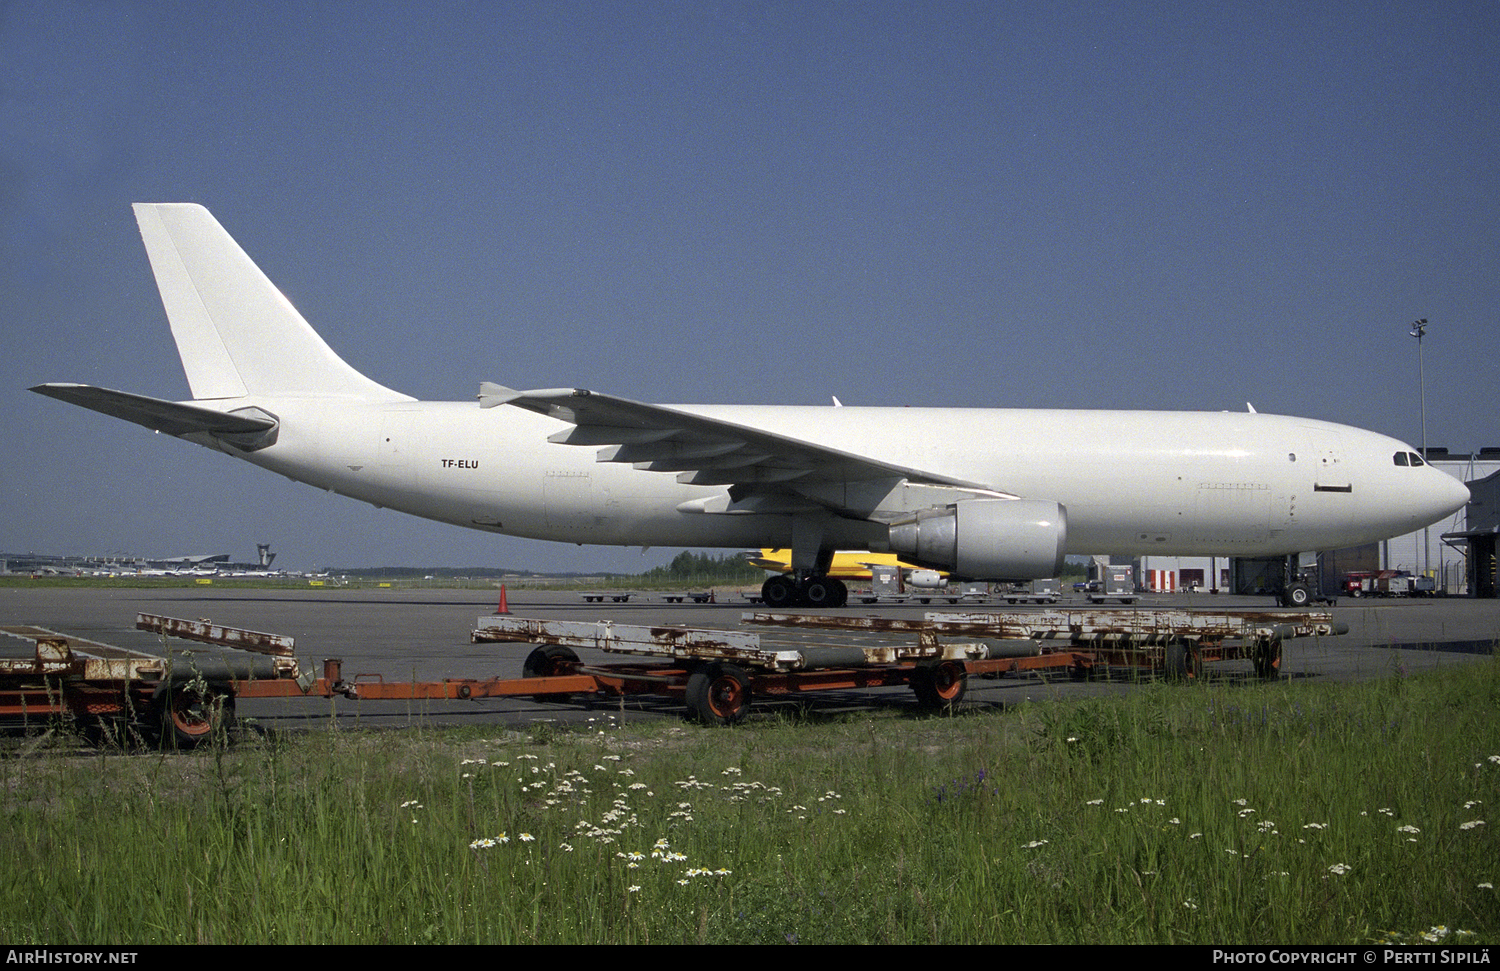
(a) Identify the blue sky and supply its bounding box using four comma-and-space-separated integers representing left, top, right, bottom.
3, 1, 1497, 571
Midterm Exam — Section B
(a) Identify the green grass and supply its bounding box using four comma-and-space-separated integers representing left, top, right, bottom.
2, 658, 1497, 944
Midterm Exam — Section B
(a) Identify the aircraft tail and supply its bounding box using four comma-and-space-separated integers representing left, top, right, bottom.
133, 203, 410, 401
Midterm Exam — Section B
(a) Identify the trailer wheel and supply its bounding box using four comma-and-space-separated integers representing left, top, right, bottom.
153, 681, 235, 749
1253, 637, 1283, 681
686, 662, 752, 725
522, 645, 581, 703
1163, 642, 1200, 682
911, 661, 967, 710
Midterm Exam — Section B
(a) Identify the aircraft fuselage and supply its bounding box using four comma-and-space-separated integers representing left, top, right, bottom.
225, 397, 1463, 559
35, 204, 1471, 599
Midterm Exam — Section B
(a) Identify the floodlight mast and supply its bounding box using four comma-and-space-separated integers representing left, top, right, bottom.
1409, 318, 1429, 576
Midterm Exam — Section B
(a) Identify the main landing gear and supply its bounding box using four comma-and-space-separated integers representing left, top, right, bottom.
761, 573, 849, 608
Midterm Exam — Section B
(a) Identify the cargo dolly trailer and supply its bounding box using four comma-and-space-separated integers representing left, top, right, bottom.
472, 608, 1345, 724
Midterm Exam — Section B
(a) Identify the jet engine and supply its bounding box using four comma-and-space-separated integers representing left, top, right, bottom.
906, 569, 947, 589
888, 499, 1067, 580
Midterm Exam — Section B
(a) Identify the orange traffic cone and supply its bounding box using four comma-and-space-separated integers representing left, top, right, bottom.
495, 584, 510, 615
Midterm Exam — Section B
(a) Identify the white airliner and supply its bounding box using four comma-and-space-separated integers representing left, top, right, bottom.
33, 204, 1469, 608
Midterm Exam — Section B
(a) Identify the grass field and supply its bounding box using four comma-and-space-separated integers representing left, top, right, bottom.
2, 655, 1496, 944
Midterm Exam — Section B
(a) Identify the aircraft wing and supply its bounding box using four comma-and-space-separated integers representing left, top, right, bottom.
31, 383, 278, 449
481, 383, 1013, 516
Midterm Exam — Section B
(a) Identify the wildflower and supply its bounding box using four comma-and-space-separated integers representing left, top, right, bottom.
628, 885, 641, 893
1183, 899, 1198, 910
1460, 820, 1486, 830
519, 833, 535, 843
1086, 799, 1104, 806
1397, 825, 1419, 835
1328, 863, 1351, 875
1023, 840, 1049, 849
1478, 883, 1493, 889
1303, 822, 1327, 830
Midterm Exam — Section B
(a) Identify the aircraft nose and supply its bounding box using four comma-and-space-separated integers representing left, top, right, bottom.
1442, 471, 1470, 513
1422, 469, 1471, 523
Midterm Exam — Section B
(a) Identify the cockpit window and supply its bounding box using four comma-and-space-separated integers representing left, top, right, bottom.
1410, 451, 1424, 466
1394, 451, 1425, 467
1394, 452, 1408, 466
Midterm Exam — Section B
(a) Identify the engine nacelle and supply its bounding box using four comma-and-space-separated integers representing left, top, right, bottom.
906, 569, 947, 589
887, 499, 1067, 580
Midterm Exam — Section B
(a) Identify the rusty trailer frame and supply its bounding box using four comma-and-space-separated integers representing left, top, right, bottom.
0, 607, 1348, 743
470, 607, 1346, 724
0, 614, 302, 746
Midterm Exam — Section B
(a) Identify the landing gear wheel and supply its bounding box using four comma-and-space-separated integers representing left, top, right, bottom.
1163, 642, 1201, 682
1281, 582, 1312, 608
802, 577, 848, 608
153, 681, 235, 749
1253, 637, 1283, 681
686, 661, 752, 725
522, 644, 581, 703
762, 575, 799, 608
911, 661, 968, 710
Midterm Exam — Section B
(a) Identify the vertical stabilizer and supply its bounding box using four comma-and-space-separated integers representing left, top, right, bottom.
133, 203, 411, 402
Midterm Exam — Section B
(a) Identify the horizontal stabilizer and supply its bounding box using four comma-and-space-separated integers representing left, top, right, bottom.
31, 383, 278, 449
